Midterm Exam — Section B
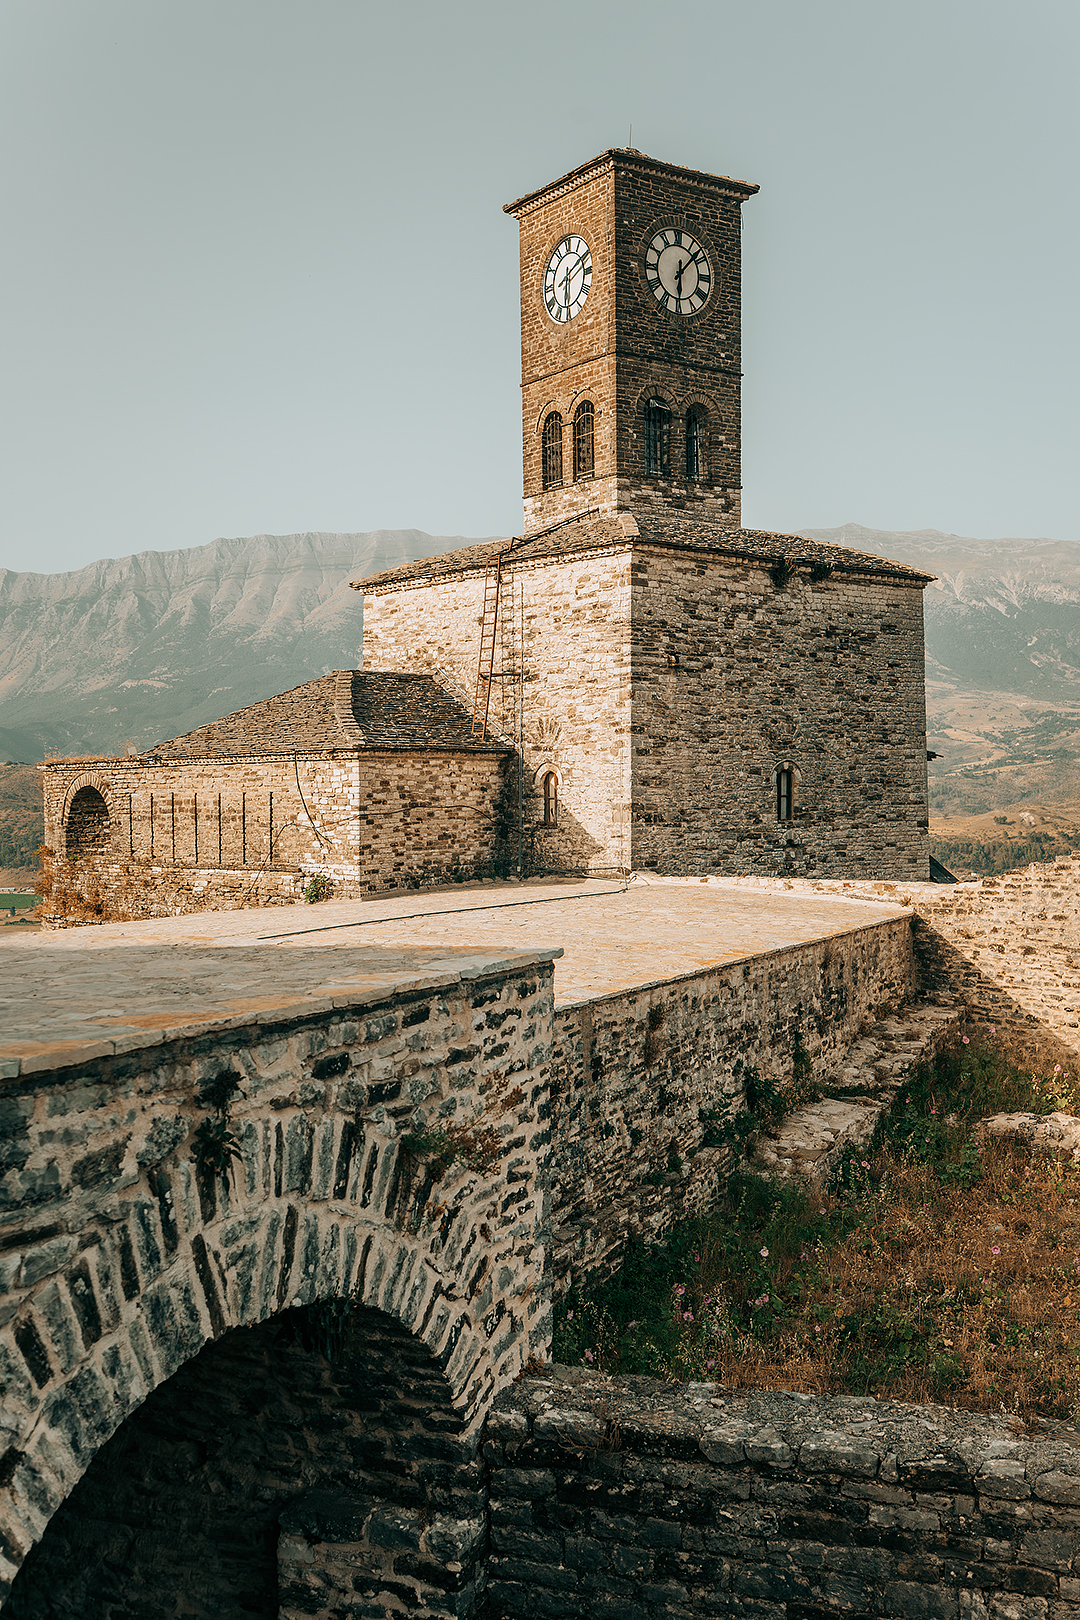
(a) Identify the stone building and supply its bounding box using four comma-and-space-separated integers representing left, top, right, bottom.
358, 149, 933, 881
41, 147, 932, 909
40, 671, 509, 913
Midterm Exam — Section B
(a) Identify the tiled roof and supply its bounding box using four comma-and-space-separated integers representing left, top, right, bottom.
143, 671, 508, 761
355, 512, 933, 594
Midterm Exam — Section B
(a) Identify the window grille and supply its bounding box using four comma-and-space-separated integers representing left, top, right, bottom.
644, 397, 670, 478
573, 400, 594, 480
542, 412, 563, 489
776, 768, 794, 823
543, 771, 558, 826
686, 405, 708, 482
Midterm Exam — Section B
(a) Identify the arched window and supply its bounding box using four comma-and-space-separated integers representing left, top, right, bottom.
65, 785, 111, 859
542, 771, 558, 826
686, 405, 708, 482
573, 400, 594, 480
542, 412, 563, 489
644, 397, 670, 478
776, 768, 794, 823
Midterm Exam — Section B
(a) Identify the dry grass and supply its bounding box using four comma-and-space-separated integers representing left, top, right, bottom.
556, 1040, 1080, 1421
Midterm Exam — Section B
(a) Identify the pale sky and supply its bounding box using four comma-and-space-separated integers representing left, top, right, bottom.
1, 0, 1077, 575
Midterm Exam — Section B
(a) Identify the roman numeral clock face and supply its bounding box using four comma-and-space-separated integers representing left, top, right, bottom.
645, 229, 711, 315
543, 235, 592, 324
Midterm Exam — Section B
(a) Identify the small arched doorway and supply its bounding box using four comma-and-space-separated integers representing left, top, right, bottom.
64, 786, 111, 860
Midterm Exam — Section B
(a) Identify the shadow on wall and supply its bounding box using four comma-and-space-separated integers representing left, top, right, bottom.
4, 1304, 484, 1620
913, 917, 1080, 1072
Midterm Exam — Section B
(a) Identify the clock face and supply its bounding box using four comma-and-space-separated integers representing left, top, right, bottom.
544, 235, 592, 324
645, 228, 712, 315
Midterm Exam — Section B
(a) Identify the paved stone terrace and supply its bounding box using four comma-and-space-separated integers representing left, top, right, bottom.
1, 877, 914, 1079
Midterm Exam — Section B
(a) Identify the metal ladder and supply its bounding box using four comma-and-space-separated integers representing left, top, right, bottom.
472, 554, 503, 737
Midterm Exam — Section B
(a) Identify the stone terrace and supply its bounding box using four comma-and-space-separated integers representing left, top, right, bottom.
0, 877, 917, 1071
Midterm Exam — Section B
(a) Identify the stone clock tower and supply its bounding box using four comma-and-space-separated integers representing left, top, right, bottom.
504, 149, 758, 537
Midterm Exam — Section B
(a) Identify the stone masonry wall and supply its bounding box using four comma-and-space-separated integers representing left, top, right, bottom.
915, 854, 1080, 1066
485, 1372, 1080, 1620
39, 750, 507, 920
630, 548, 931, 881
547, 913, 917, 1289
364, 549, 634, 874
0, 954, 554, 1608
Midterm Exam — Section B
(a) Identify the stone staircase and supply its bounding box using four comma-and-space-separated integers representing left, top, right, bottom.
757, 996, 966, 1182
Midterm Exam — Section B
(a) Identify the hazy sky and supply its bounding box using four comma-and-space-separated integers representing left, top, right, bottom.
2, 0, 1077, 575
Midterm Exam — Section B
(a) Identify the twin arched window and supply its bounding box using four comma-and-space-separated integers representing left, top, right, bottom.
542, 402, 594, 490
644, 398, 711, 482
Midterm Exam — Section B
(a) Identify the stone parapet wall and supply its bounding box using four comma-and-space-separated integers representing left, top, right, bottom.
485, 1373, 1080, 1620
0, 951, 555, 1607
548, 914, 917, 1288
914, 856, 1080, 1065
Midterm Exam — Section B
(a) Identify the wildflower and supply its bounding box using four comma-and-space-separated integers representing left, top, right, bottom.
706, 1359, 716, 1370
962, 1036, 970, 1045
566, 1310, 574, 1320
693, 1252, 700, 1262
991, 1246, 1001, 1255
760, 1246, 769, 1258
674, 1284, 686, 1296
815, 1324, 822, 1334
989, 1026, 996, 1036
584, 1348, 594, 1362
1055, 1065, 1063, 1075
683, 1310, 694, 1323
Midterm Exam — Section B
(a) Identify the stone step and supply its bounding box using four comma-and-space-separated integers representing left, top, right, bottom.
757, 996, 965, 1182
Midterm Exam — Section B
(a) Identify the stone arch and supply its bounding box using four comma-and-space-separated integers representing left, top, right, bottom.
62, 777, 115, 860
4, 1302, 480, 1619
0, 962, 551, 1610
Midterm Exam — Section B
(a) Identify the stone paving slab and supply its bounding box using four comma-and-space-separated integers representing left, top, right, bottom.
1, 876, 912, 1079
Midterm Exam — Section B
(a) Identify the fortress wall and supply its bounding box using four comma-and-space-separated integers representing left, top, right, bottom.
38, 750, 507, 922
915, 855, 1080, 1065
364, 550, 634, 874
546, 914, 916, 1289
630, 550, 931, 882
485, 1375, 1080, 1620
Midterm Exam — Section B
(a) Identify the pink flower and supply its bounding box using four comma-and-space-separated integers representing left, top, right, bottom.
683, 1310, 694, 1323
962, 1036, 970, 1045
1055, 1065, 1063, 1075
584, 1348, 594, 1362
989, 1026, 996, 1036
760, 1247, 769, 1258
674, 1284, 686, 1296
991, 1246, 1001, 1255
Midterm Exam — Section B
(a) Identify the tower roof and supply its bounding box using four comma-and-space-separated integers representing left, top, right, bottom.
503, 148, 759, 217
355, 515, 934, 595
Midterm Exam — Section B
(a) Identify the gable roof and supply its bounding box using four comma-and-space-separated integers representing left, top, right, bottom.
354, 513, 934, 595
142, 671, 508, 762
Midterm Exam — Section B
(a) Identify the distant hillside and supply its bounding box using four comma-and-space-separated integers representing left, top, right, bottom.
0, 529, 491, 761
800, 524, 1080, 704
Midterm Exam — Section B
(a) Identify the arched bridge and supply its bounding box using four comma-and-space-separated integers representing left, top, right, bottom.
0, 937, 554, 1616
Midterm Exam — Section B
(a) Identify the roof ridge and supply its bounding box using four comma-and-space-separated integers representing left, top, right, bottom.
334, 669, 365, 747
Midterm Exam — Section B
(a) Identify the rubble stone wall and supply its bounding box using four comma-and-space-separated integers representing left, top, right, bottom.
547, 913, 917, 1289
38, 749, 507, 920
485, 1374, 1080, 1620
630, 548, 931, 881
364, 550, 634, 874
915, 855, 1080, 1065
0, 956, 554, 1610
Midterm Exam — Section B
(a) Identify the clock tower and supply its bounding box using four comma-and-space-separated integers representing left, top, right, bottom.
504, 148, 759, 537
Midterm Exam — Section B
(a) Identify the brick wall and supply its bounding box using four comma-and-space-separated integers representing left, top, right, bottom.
484, 1375, 1080, 1620
507, 150, 752, 535
548, 914, 917, 1289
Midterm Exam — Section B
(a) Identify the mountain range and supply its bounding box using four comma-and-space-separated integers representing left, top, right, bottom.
0, 530, 483, 762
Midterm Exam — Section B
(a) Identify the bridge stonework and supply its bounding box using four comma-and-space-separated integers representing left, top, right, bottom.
0, 949, 555, 1614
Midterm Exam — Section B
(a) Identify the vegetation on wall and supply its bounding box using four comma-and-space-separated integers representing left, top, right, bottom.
555, 1038, 1080, 1422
